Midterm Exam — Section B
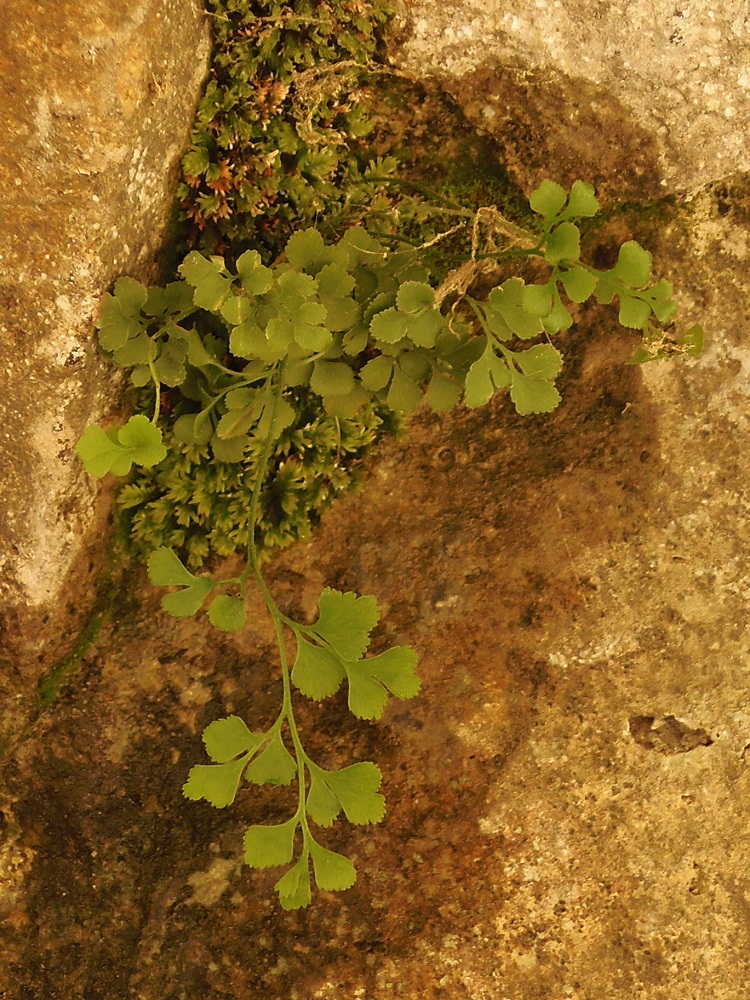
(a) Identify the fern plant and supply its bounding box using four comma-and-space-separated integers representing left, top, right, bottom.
77, 181, 703, 908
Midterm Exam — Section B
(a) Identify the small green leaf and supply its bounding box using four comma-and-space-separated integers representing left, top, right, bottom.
292, 635, 346, 700
618, 295, 652, 329
486, 280, 543, 339
423, 371, 462, 413
346, 662, 389, 719
509, 371, 562, 416
312, 589, 379, 660
543, 296, 574, 333
649, 278, 674, 300
407, 308, 444, 348
522, 283, 554, 318
359, 356, 393, 391
323, 296, 360, 333
306, 771, 342, 827
229, 320, 266, 360
173, 327, 214, 367
203, 716, 263, 763
316, 263, 355, 299
172, 411, 213, 446
216, 405, 256, 441
117, 415, 167, 466
464, 346, 511, 408
342, 323, 370, 357
163, 280, 196, 315
211, 434, 247, 463
297, 301, 327, 328
244, 817, 298, 869
313, 761, 385, 825
309, 841, 357, 892
76, 426, 130, 478
613, 241, 652, 288
112, 332, 152, 367
564, 180, 599, 218
396, 281, 435, 314
285, 228, 326, 270
274, 854, 312, 910
221, 296, 253, 326
99, 299, 145, 354
370, 308, 408, 343
386, 366, 422, 413
97, 285, 148, 350
545, 222, 581, 265
111, 276, 148, 315
77, 416, 166, 478
514, 344, 563, 380
182, 755, 249, 808
310, 360, 355, 397
161, 576, 214, 617
179, 251, 222, 286
193, 272, 233, 312
148, 547, 196, 587
153, 343, 187, 387
257, 394, 296, 442
225, 387, 256, 410
339, 224, 385, 266
294, 321, 331, 352
650, 297, 679, 324
678, 323, 704, 356
148, 547, 214, 617
245, 731, 297, 787
321, 384, 373, 418
282, 360, 314, 387
345, 646, 419, 720
236, 251, 273, 295
208, 595, 247, 632
278, 269, 316, 299
529, 180, 567, 220
560, 267, 598, 303
362, 646, 420, 700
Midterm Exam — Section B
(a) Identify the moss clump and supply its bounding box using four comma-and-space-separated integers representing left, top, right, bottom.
178, 0, 396, 258
118, 396, 398, 567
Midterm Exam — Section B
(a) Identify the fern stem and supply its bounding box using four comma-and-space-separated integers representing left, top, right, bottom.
243, 366, 311, 831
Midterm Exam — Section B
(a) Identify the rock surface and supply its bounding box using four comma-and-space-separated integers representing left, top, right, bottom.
0, 1, 209, 692
2, 184, 750, 996
3, 4, 750, 995
393, 0, 750, 197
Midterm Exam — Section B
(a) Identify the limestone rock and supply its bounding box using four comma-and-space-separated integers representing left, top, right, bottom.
393, 0, 750, 196
0, 1, 209, 686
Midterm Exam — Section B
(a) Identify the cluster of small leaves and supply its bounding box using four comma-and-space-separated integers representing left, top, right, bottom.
118, 398, 393, 567
179, 0, 396, 255
177, 582, 418, 908
461, 181, 703, 414
78, 181, 704, 484
148, 545, 247, 630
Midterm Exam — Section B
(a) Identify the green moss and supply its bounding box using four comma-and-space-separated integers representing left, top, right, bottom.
177, 0, 396, 259
120, 395, 399, 567
34, 515, 143, 711
37, 604, 108, 708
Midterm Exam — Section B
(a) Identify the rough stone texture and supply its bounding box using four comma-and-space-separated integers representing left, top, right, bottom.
392, 0, 750, 197
3, 5, 750, 994
0, 2, 209, 684
2, 186, 750, 996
